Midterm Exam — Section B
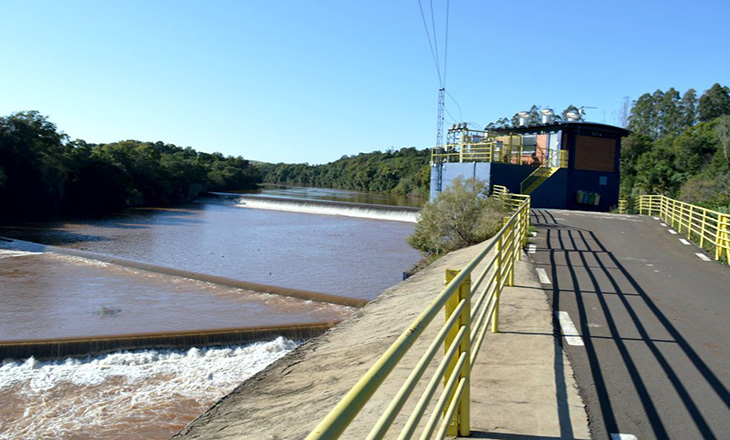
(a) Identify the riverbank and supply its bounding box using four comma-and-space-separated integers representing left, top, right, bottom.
174, 238, 589, 439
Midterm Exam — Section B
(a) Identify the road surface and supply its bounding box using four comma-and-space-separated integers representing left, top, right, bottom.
530, 209, 730, 440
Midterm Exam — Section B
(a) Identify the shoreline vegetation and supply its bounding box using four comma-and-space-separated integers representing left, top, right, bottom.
4, 82, 728, 223
257, 147, 431, 197
0, 111, 260, 221
404, 177, 509, 276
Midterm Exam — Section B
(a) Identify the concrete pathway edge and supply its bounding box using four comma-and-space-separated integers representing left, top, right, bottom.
173, 241, 590, 440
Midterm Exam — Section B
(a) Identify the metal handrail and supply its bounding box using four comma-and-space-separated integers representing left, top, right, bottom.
306, 185, 530, 439
636, 195, 729, 263
618, 200, 627, 214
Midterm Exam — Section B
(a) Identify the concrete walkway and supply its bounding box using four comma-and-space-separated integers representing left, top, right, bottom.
174, 239, 589, 440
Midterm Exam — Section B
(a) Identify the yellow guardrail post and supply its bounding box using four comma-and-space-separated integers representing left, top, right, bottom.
444, 270, 471, 437
716, 214, 729, 261
508, 220, 516, 288
305, 189, 533, 440
635, 194, 728, 266
492, 231, 504, 334
679, 201, 684, 232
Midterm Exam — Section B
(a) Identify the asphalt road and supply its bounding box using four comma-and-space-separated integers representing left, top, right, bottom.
530, 209, 730, 440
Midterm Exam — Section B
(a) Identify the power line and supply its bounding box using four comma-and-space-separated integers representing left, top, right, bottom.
429, 0, 441, 85
417, 0, 442, 86
446, 89, 462, 121
445, 107, 458, 124
443, 0, 450, 87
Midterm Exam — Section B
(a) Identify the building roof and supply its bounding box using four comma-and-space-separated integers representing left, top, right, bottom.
489, 121, 630, 137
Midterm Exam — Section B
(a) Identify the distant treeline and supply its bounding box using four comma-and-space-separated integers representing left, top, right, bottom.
622, 83, 730, 210
0, 111, 260, 220
257, 147, 431, 196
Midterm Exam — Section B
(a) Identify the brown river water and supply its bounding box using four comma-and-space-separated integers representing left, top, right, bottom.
0, 187, 422, 439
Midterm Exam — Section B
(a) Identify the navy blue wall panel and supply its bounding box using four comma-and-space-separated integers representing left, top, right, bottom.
490, 163, 535, 194
529, 169, 568, 209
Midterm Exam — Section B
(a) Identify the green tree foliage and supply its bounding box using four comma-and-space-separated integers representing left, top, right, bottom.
622, 116, 730, 210
698, 83, 730, 122
560, 105, 580, 121
0, 111, 260, 220
628, 85, 730, 140
407, 177, 507, 255
716, 115, 730, 166
258, 147, 430, 196
0, 111, 68, 218
679, 173, 730, 209
680, 88, 698, 129
659, 88, 682, 137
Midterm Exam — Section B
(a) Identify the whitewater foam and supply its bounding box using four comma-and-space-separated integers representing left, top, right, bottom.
0, 337, 298, 440
235, 198, 418, 223
0, 249, 41, 259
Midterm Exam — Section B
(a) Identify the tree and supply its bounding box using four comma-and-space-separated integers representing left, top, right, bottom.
485, 117, 511, 130
628, 93, 657, 138
698, 83, 730, 122
0, 110, 261, 219
561, 104, 580, 121
0, 111, 68, 219
618, 97, 631, 128
407, 177, 507, 255
680, 88, 698, 130
659, 88, 682, 137
509, 105, 541, 126
717, 115, 730, 166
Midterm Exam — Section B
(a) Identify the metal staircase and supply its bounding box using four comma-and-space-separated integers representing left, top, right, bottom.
520, 166, 560, 194
519, 150, 569, 195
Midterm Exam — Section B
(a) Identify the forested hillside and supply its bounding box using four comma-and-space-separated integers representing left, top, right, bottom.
258, 147, 431, 196
621, 83, 730, 211
0, 111, 260, 220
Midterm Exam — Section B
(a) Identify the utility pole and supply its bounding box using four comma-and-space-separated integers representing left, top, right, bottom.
435, 87, 445, 193
436, 87, 445, 147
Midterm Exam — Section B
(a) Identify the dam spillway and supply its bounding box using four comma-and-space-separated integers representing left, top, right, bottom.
216, 192, 420, 223
2, 196, 420, 300
0, 189, 422, 439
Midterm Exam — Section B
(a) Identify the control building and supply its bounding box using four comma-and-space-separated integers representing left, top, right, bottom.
430, 111, 630, 211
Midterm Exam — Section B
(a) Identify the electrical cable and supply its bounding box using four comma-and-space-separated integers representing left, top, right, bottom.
443, 0, 450, 87
446, 89, 462, 121
429, 0, 441, 85
417, 0, 442, 86
445, 108, 458, 124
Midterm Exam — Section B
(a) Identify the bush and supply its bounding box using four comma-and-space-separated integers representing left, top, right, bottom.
679, 172, 730, 209
407, 177, 508, 255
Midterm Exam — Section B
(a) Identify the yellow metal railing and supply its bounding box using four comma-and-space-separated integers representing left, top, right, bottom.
618, 200, 628, 214
520, 167, 554, 194
519, 150, 568, 195
432, 132, 532, 166
559, 149, 569, 168
305, 185, 530, 439
636, 195, 730, 263
432, 131, 568, 171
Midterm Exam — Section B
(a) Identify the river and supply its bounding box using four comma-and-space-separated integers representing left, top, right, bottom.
0, 186, 424, 439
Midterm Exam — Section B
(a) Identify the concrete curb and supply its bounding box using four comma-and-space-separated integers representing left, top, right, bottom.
173, 241, 589, 439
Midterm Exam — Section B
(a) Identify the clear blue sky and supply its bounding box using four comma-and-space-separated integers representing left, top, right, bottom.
1, 1, 727, 164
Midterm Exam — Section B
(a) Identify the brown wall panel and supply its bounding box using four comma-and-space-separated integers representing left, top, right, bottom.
574, 135, 616, 172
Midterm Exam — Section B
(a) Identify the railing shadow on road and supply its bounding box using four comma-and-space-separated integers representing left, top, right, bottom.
465, 433, 589, 440
462, 321, 590, 440
531, 209, 730, 440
